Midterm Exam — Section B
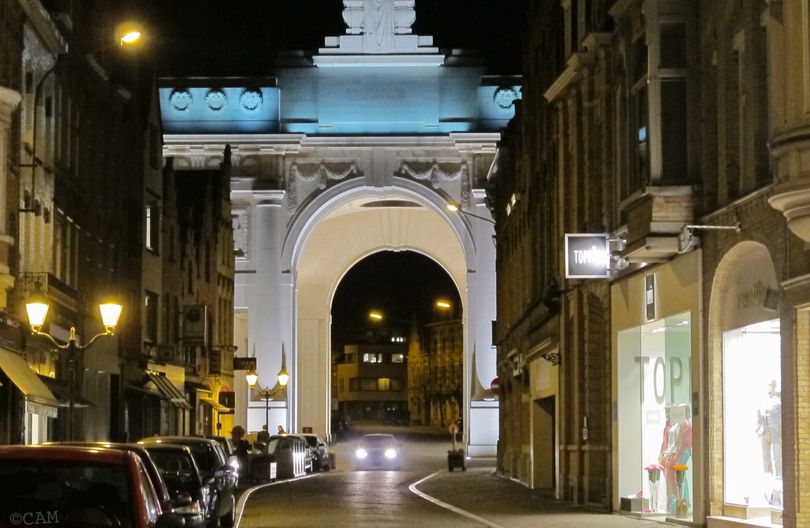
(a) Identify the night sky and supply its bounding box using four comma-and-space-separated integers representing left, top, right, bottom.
330, 251, 461, 352
128, 0, 527, 76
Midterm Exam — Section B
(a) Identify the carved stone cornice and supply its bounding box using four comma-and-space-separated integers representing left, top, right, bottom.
286, 161, 362, 211
769, 124, 810, 241
543, 52, 596, 103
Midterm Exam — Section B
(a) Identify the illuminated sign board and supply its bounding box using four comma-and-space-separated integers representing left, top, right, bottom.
565, 234, 611, 279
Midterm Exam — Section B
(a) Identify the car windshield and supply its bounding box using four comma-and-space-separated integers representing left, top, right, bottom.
0, 460, 133, 527
147, 450, 200, 497
173, 442, 217, 473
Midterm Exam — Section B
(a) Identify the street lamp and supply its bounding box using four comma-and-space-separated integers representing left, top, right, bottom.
114, 22, 145, 48
246, 367, 289, 432
25, 299, 122, 441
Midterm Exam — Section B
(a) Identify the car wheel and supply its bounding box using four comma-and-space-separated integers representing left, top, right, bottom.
219, 495, 235, 528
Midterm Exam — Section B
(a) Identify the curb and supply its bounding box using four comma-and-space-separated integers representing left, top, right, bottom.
234, 472, 321, 527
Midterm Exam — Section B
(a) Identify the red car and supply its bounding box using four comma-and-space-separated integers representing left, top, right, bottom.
0, 445, 186, 528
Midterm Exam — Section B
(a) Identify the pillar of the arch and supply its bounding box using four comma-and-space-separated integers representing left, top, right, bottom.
465, 200, 498, 457
296, 316, 330, 435
247, 194, 293, 434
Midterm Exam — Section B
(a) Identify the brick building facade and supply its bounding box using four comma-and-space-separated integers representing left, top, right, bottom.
494, 1, 810, 527
0, 0, 236, 445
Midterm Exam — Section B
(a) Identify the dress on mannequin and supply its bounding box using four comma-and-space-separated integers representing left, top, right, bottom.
659, 404, 692, 514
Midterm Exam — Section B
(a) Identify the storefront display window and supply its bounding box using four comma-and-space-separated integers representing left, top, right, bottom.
723, 319, 781, 516
618, 312, 692, 519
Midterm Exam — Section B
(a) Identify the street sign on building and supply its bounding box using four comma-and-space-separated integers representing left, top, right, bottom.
564, 234, 611, 279
233, 357, 257, 371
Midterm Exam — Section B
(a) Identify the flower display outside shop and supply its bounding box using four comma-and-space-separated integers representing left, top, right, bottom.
645, 463, 665, 512
645, 463, 664, 481
673, 464, 689, 517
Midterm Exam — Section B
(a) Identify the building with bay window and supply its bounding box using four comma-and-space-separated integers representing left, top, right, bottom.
494, 1, 810, 527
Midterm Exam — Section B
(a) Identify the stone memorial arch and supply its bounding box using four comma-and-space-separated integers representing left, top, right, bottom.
159, 0, 518, 455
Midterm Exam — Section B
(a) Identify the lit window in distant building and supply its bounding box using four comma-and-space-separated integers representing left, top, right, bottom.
378, 378, 391, 391
391, 353, 404, 363
363, 353, 383, 363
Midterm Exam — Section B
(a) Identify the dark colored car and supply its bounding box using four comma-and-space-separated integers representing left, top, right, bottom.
144, 443, 209, 528
45, 440, 205, 527
354, 433, 402, 470
140, 436, 237, 527
0, 445, 186, 528
205, 435, 240, 476
301, 433, 331, 471
44, 441, 177, 515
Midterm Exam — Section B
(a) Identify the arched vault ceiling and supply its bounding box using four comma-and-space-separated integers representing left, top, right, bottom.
297, 200, 466, 315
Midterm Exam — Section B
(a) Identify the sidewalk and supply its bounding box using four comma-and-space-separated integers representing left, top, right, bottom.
414, 458, 677, 528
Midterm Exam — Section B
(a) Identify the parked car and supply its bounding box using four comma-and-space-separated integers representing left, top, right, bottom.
140, 436, 237, 527
266, 434, 310, 478
44, 440, 204, 527
0, 445, 186, 528
354, 433, 402, 470
205, 435, 240, 475
287, 434, 314, 473
143, 443, 211, 528
301, 433, 331, 471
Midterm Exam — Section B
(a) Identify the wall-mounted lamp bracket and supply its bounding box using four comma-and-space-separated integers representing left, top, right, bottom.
678, 222, 741, 253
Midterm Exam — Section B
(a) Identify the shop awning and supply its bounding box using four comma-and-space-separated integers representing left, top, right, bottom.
0, 348, 60, 410
146, 371, 192, 409
185, 380, 211, 393
199, 396, 232, 413
39, 375, 94, 408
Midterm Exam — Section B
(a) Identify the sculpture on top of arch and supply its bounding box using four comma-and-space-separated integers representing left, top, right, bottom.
323, 0, 437, 56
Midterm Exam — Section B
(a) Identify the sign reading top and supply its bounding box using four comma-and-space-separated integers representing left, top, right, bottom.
565, 234, 611, 279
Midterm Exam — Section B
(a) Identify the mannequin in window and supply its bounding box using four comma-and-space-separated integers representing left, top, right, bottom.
756, 380, 782, 478
659, 404, 692, 514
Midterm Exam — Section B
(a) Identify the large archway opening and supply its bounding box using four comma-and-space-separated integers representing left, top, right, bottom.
331, 250, 463, 434
290, 182, 471, 436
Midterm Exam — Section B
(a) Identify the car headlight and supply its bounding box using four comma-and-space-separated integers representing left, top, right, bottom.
355, 448, 368, 459
384, 448, 397, 459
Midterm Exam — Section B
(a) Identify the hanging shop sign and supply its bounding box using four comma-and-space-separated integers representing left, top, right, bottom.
233, 356, 257, 371
565, 233, 611, 279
